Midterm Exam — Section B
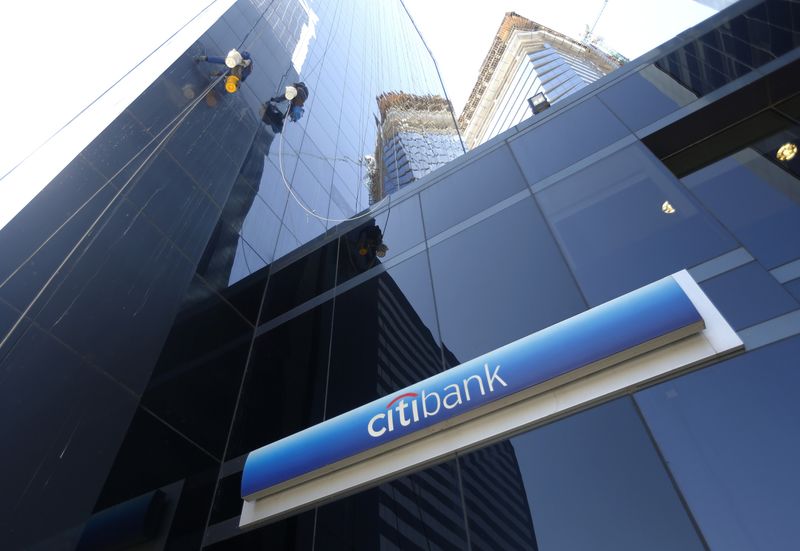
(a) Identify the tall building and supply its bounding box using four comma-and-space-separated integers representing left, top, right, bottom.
370, 92, 463, 202
3, 0, 800, 550
459, 12, 623, 149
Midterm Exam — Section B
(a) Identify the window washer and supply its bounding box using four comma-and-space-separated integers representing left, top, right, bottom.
195, 49, 252, 93
262, 82, 309, 133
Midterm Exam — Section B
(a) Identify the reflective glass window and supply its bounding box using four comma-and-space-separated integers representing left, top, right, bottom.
508, 96, 630, 184
429, 197, 586, 364
0, 325, 139, 550
699, 261, 798, 329
86, 407, 218, 550
314, 460, 467, 551
459, 443, 538, 551
327, 253, 441, 418
337, 196, 424, 284
205, 509, 315, 550
227, 301, 332, 459
2, 200, 199, 394
505, 398, 705, 551
261, 238, 337, 321
421, 144, 528, 238
636, 336, 800, 551
786, 277, 800, 302
598, 65, 697, 131
682, 145, 800, 269
141, 275, 253, 458
537, 143, 737, 305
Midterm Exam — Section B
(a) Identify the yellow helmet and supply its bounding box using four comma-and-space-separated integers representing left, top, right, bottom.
225, 75, 240, 93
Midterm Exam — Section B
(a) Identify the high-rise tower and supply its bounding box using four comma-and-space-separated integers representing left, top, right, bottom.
370, 92, 463, 202
459, 12, 623, 149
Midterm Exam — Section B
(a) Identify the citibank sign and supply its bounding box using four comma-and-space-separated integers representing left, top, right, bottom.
368, 364, 507, 438
240, 271, 742, 527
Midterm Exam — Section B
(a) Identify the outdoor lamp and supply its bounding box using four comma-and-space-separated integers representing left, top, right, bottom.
528, 92, 551, 115
777, 142, 797, 161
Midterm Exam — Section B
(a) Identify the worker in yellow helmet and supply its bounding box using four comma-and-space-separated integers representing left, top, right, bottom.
195, 49, 253, 93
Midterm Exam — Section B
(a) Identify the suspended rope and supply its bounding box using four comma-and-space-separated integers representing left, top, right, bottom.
0, 0, 283, 352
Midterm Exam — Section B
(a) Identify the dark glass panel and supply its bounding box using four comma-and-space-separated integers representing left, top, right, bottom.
290, 159, 331, 218
508, 96, 629, 185
204, 509, 315, 551
538, 143, 737, 305
197, 199, 271, 301
314, 461, 467, 551
227, 237, 270, 285
258, 156, 290, 214
636, 336, 800, 551
507, 398, 705, 551
421, 144, 528, 237
598, 65, 697, 131
273, 226, 302, 260
0, 326, 139, 550
281, 195, 327, 246
227, 301, 332, 459
683, 146, 800, 269
208, 471, 243, 525
89, 407, 219, 550
0, 156, 116, 314
127, 45, 222, 143
459, 443, 538, 551
299, 137, 335, 197
326, 253, 441, 418
81, 110, 152, 181
337, 196, 424, 285
652, 0, 800, 97
121, 151, 223, 262
429, 197, 586, 365
141, 275, 253, 459
162, 92, 246, 207
3, 200, 198, 394
786, 277, 800, 302
699, 261, 798, 329
261, 238, 337, 321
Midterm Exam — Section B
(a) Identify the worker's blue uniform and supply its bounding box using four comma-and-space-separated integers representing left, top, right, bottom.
263, 83, 308, 133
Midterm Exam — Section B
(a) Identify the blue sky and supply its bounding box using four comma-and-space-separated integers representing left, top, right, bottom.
0, 0, 718, 229
404, 0, 716, 113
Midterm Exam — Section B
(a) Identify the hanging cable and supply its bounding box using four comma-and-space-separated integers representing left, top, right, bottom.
277, 122, 387, 223
0, 0, 287, 353
0, 72, 229, 352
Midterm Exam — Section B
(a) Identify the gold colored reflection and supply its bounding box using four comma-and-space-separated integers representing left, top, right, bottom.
776, 142, 797, 161
662, 200, 676, 214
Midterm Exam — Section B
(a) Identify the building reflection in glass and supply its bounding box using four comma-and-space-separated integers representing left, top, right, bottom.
371, 92, 463, 202
331, 218, 539, 549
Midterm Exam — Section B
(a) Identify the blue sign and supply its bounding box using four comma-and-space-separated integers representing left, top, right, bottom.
242, 276, 702, 500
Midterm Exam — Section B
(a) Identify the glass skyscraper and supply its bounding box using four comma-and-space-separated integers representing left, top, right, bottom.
2, 0, 800, 549
459, 12, 624, 149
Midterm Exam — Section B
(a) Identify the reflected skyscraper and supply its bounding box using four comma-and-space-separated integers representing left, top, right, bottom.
371, 92, 464, 202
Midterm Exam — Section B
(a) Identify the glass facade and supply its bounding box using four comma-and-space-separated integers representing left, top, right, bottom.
2, 0, 800, 549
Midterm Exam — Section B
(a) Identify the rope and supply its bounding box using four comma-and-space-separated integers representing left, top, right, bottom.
277, 122, 386, 223
0, 0, 282, 352
0, 72, 228, 352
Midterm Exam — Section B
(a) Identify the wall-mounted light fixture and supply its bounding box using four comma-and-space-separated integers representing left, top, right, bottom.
528, 92, 551, 115
776, 142, 797, 162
